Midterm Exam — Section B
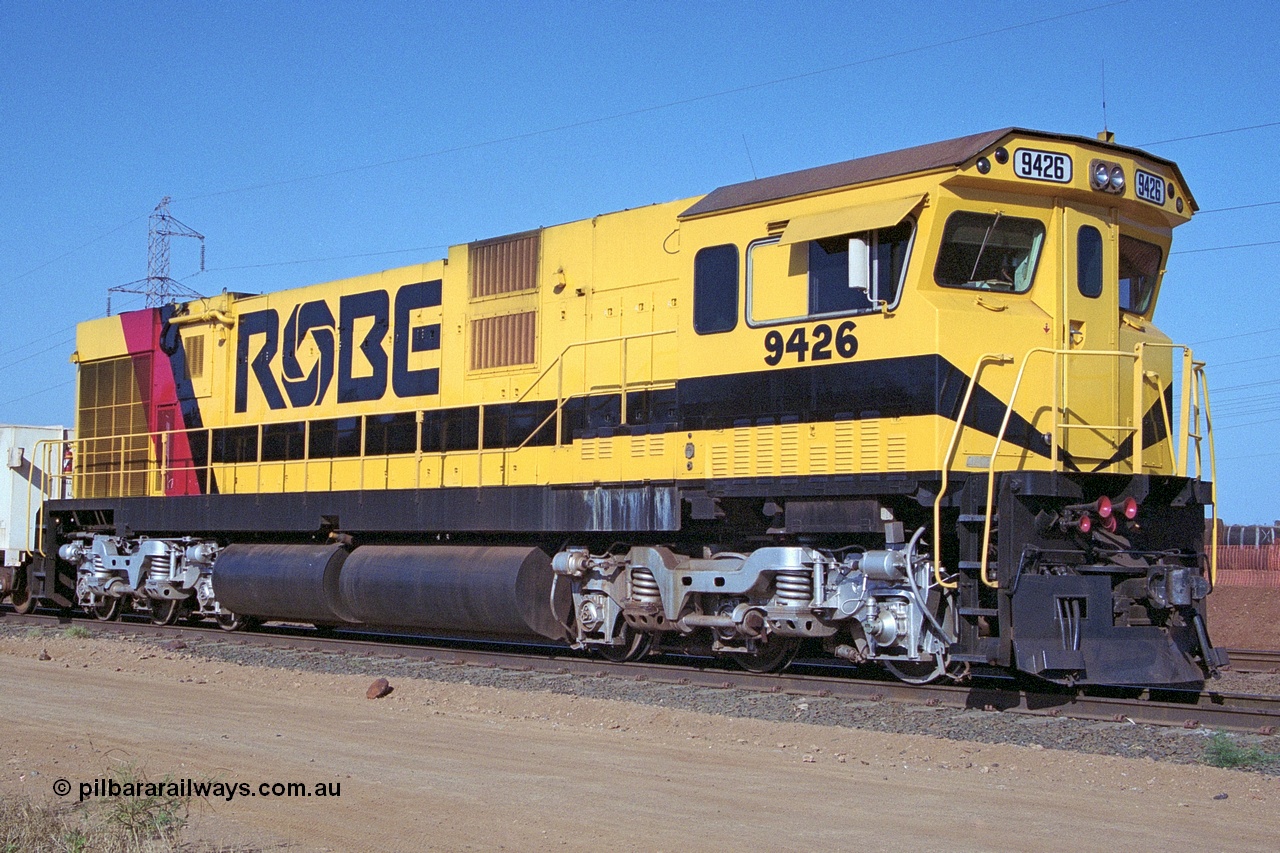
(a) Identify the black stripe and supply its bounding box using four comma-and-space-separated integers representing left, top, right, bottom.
206, 354, 1051, 462
1088, 384, 1174, 473
675, 355, 1049, 457
160, 306, 214, 494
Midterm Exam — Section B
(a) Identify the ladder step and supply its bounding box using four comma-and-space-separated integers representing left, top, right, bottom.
957, 561, 984, 569
948, 653, 995, 663
959, 607, 999, 617
957, 514, 988, 524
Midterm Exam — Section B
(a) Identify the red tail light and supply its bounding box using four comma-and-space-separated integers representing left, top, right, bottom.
1120, 496, 1138, 520
1077, 514, 1092, 534
1100, 514, 1118, 533
1095, 496, 1113, 518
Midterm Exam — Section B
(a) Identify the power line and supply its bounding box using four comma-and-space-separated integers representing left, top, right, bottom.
1191, 326, 1280, 346
0, 378, 75, 409
1171, 239, 1280, 256
1212, 392, 1280, 411
0, 215, 145, 290
0, 336, 76, 374
1137, 120, 1280, 148
1213, 378, 1280, 394
174, 1, 1131, 203
1198, 200, 1280, 215
1215, 352, 1280, 368
190, 244, 450, 275
1213, 415, 1280, 432
0, 294, 145, 363
1218, 451, 1280, 462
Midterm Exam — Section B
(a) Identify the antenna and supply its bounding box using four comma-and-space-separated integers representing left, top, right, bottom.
1100, 60, 1111, 140
108, 197, 206, 314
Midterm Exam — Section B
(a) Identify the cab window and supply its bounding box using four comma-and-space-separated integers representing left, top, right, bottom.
693, 244, 739, 334
934, 212, 1045, 293
1119, 235, 1162, 314
1077, 226, 1103, 298
747, 220, 914, 325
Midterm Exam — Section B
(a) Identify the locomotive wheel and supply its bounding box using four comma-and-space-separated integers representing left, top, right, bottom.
150, 599, 182, 626
92, 597, 121, 622
883, 654, 948, 684
596, 623, 652, 663
10, 574, 36, 614
216, 612, 255, 632
734, 636, 801, 673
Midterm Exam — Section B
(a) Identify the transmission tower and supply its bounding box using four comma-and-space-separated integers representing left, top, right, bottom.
108, 197, 206, 313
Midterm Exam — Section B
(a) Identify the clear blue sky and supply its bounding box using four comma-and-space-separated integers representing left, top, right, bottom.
2, 1, 1277, 523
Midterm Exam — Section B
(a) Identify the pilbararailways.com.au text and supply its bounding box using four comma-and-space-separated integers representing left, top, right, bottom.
57, 778, 341, 803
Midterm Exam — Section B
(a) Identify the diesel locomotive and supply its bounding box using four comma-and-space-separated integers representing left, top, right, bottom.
4, 127, 1227, 685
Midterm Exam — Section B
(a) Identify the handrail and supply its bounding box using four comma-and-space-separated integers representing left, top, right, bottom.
29, 438, 74, 556
512, 329, 677, 406
932, 352, 1013, 589
38, 330, 684, 503
971, 343, 1215, 588
977, 345, 1141, 584
1199, 363, 1218, 584
487, 328, 678, 485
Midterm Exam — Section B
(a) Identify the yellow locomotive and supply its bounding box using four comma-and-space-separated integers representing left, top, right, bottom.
15, 127, 1225, 684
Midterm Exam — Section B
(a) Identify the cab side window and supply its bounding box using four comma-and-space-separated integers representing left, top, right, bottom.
748, 220, 914, 325
1077, 226, 1103, 298
693, 244, 739, 334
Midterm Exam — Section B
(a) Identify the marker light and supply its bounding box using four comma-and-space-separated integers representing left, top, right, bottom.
1120, 496, 1139, 520
1096, 496, 1113, 519
1077, 514, 1093, 534
1100, 514, 1118, 533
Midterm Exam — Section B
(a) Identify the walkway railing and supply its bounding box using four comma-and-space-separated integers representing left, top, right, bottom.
934, 343, 1216, 589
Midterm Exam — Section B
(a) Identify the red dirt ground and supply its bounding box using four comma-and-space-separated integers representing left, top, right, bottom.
1208, 586, 1280, 649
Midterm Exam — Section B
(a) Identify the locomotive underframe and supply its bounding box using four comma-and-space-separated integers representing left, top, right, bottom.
27, 469, 1223, 686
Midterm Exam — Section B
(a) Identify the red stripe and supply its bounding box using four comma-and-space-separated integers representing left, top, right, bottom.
118, 309, 202, 496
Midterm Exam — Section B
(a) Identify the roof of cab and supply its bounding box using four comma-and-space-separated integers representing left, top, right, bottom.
678, 127, 1196, 219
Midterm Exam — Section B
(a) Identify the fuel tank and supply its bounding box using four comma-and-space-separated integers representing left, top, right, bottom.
212, 543, 354, 624
338, 545, 570, 641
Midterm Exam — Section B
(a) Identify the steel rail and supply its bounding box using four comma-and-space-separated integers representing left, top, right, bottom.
3, 609, 1277, 735
1223, 648, 1280, 673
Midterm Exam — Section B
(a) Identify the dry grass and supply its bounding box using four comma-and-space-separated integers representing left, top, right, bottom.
1, 762, 260, 853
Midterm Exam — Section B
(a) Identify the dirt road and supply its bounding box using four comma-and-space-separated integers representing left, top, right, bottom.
2, 632, 1276, 851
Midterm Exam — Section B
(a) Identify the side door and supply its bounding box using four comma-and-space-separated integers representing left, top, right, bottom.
1059, 205, 1121, 467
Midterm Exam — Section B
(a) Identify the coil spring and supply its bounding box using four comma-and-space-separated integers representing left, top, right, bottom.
774, 570, 814, 605
630, 567, 661, 604
145, 554, 170, 583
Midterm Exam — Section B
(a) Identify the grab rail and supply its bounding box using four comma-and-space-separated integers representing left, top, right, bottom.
936, 343, 1216, 589
485, 328, 678, 486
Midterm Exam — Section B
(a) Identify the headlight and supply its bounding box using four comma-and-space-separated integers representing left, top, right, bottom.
1091, 161, 1110, 188
1088, 159, 1126, 194
1108, 165, 1126, 192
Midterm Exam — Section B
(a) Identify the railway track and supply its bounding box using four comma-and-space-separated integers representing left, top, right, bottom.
4, 608, 1278, 736
1224, 649, 1280, 674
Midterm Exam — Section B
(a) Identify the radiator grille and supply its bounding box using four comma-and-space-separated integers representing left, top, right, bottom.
470, 231, 540, 298
470, 311, 536, 370
185, 334, 205, 379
